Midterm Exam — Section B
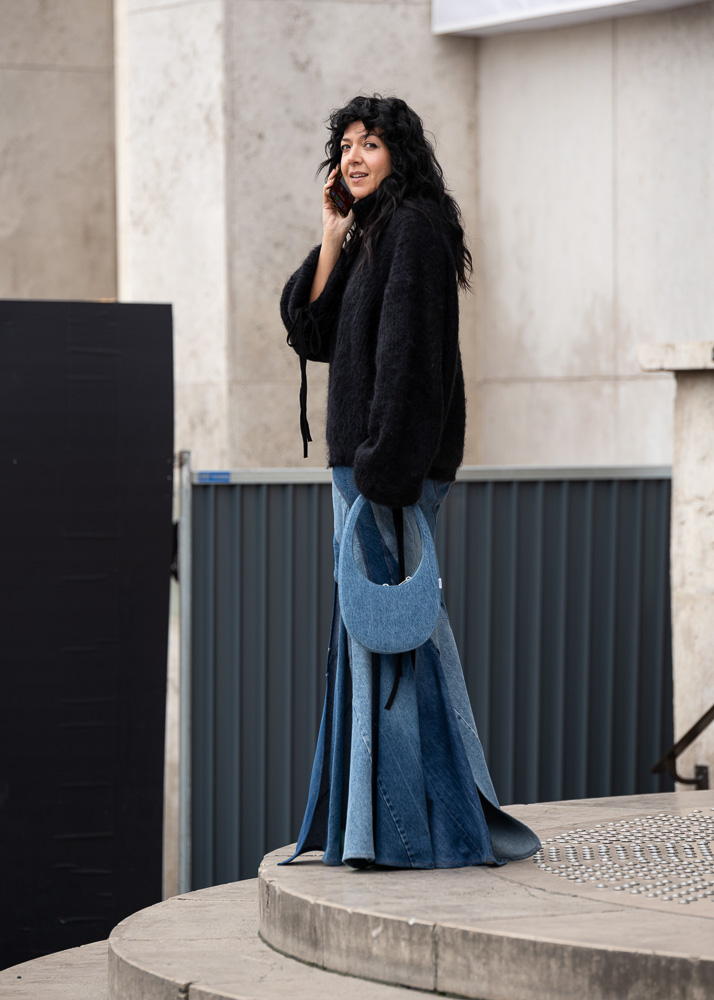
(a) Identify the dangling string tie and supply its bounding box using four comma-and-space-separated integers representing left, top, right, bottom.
287, 309, 322, 459
297, 354, 312, 458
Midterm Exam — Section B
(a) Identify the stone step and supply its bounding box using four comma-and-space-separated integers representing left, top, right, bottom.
0, 941, 109, 1000
260, 790, 714, 1000
109, 878, 445, 1000
1, 888, 437, 1000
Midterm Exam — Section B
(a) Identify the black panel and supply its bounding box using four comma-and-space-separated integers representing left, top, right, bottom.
0, 301, 173, 968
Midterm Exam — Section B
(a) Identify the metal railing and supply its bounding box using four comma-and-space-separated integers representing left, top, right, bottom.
652, 703, 714, 790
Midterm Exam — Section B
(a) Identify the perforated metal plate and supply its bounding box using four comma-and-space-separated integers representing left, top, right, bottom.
532, 808, 714, 905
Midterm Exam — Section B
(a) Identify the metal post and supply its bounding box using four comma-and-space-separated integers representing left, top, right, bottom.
178, 450, 192, 894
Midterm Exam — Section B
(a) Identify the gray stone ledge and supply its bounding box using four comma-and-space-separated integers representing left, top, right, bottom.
639, 341, 714, 372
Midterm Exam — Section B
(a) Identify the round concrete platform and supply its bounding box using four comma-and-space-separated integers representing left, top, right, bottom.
259, 790, 714, 1000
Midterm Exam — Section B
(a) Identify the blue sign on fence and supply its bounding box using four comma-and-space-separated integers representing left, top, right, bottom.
196, 471, 231, 484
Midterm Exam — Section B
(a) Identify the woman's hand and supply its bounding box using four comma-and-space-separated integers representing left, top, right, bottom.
322, 167, 354, 241
309, 168, 353, 303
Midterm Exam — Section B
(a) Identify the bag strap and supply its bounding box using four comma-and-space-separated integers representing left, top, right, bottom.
384, 507, 417, 711
392, 506, 406, 582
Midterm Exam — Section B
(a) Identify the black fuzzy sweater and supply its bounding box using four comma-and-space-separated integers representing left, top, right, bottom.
280, 194, 465, 508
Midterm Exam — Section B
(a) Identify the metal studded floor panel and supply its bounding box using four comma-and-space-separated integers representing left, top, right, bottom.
533, 807, 714, 905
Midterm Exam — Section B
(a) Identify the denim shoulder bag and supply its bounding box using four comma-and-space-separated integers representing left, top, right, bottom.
338, 494, 441, 655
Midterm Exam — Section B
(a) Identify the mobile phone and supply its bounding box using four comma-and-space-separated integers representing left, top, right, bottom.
328, 168, 354, 217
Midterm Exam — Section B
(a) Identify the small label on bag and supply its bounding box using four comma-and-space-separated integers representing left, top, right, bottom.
438, 578, 442, 589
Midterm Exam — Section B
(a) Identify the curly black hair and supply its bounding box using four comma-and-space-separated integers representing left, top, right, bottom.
319, 94, 472, 290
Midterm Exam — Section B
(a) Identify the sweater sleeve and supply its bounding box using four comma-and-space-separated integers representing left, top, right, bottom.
280, 244, 349, 363
353, 212, 455, 508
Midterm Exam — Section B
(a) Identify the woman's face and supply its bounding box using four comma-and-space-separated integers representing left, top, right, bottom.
340, 120, 392, 200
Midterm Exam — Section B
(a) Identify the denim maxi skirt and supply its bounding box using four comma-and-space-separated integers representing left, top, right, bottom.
282, 466, 541, 868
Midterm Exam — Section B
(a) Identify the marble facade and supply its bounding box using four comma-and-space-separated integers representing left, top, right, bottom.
476, 4, 714, 465
0, 0, 116, 300
3, 1, 713, 468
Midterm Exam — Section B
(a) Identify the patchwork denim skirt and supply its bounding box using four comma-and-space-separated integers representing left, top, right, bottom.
281, 465, 540, 868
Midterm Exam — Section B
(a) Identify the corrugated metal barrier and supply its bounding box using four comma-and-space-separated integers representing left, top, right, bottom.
188, 467, 674, 889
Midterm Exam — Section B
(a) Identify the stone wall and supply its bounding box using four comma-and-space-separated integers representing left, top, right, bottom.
0, 0, 116, 299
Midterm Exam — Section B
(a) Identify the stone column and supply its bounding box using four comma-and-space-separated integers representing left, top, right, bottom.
115, 0, 231, 469
639, 342, 714, 780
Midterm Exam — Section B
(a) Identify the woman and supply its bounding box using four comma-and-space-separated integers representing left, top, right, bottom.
280, 95, 539, 869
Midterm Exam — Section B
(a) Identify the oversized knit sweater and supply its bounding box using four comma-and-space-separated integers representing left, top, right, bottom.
280, 193, 465, 508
